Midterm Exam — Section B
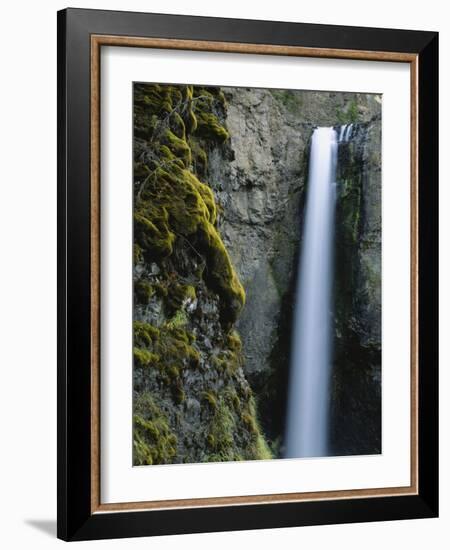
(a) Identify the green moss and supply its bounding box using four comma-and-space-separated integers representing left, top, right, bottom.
134, 83, 244, 323
134, 347, 159, 367
217, 90, 227, 107
162, 328, 199, 366
134, 321, 160, 347
224, 387, 241, 412
187, 109, 198, 134
134, 209, 175, 259
205, 397, 236, 460
202, 391, 218, 410
348, 99, 359, 122
227, 330, 242, 352
134, 244, 143, 264
166, 309, 188, 330
153, 282, 168, 298
196, 112, 230, 142
211, 355, 226, 372
156, 145, 185, 170
211, 347, 240, 376
163, 129, 192, 167
167, 365, 180, 379
133, 319, 200, 405
135, 279, 154, 304
136, 163, 244, 322
189, 138, 207, 176
166, 282, 197, 314
204, 390, 272, 463
171, 111, 186, 140
271, 89, 303, 114
336, 98, 359, 124
242, 396, 273, 461
211, 331, 244, 376
184, 285, 196, 301
133, 393, 177, 465
252, 433, 273, 461
198, 223, 245, 323
241, 411, 258, 433
182, 85, 198, 134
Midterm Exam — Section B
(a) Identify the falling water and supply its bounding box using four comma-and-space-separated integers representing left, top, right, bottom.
285, 127, 338, 459
344, 123, 353, 142
339, 123, 353, 142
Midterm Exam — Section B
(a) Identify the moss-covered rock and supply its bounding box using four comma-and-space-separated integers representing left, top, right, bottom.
134, 83, 244, 323
133, 393, 178, 465
133, 83, 269, 465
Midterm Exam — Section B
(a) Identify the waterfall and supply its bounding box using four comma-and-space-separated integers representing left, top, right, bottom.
339, 123, 353, 142
285, 127, 338, 459
344, 123, 353, 142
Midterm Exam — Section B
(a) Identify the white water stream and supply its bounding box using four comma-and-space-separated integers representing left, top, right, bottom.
285, 127, 338, 458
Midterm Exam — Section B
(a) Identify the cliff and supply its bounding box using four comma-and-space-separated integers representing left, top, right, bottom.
133, 83, 382, 463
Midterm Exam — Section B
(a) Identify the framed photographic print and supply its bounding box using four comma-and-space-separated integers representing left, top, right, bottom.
57, 8, 438, 541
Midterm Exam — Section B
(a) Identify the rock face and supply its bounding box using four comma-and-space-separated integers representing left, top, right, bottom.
331, 112, 382, 455
133, 83, 382, 463
207, 88, 309, 445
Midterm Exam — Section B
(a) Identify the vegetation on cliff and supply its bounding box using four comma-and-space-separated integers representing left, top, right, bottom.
133, 83, 271, 465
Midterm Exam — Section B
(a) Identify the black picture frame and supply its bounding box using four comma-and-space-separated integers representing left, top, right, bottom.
57, 7, 438, 541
